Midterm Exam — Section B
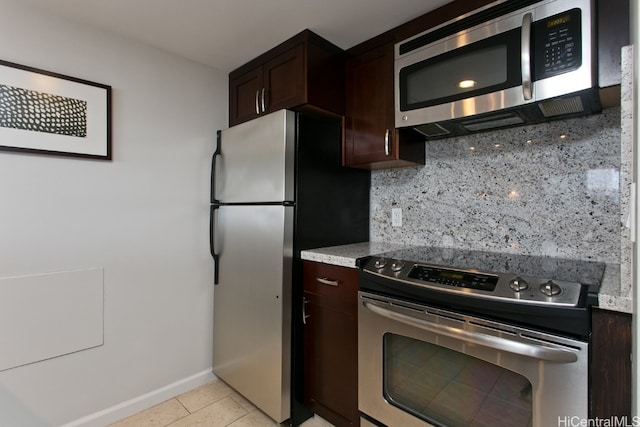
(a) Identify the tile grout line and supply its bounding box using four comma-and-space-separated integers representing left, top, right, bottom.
228, 394, 257, 427
163, 397, 200, 427
174, 397, 191, 414
165, 394, 251, 427
162, 398, 191, 427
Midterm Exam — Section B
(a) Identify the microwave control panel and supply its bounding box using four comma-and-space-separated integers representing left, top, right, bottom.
534, 8, 582, 80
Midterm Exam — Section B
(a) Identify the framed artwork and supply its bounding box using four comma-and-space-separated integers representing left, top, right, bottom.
0, 59, 111, 160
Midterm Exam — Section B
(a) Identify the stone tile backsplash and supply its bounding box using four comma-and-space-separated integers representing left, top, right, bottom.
371, 107, 623, 264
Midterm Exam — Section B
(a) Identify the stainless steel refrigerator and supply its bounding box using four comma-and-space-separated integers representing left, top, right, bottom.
209, 109, 369, 424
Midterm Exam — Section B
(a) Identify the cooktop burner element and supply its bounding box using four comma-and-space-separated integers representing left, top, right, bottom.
359, 246, 606, 339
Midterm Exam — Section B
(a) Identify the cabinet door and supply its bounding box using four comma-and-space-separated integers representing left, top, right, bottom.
229, 67, 263, 126
228, 30, 344, 127
344, 43, 395, 166
303, 262, 359, 427
590, 309, 632, 419
344, 43, 424, 169
264, 43, 306, 113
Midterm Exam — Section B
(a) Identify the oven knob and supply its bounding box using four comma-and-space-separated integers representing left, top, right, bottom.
390, 261, 405, 272
509, 277, 529, 292
539, 280, 562, 296
373, 258, 388, 269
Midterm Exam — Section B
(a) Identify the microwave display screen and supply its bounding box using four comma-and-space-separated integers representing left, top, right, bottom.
547, 14, 571, 28
534, 9, 582, 80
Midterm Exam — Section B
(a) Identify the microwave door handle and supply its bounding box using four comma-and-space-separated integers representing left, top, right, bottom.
521, 12, 533, 100
362, 300, 578, 363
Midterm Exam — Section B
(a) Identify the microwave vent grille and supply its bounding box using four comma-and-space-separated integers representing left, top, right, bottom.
460, 112, 525, 132
414, 123, 450, 137
538, 96, 584, 117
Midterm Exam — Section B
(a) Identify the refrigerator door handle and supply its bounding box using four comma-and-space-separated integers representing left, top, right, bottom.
211, 131, 222, 204
210, 204, 220, 285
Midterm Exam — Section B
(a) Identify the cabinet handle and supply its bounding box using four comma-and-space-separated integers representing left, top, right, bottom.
302, 297, 310, 325
260, 88, 266, 113
384, 129, 390, 156
316, 277, 339, 287
255, 90, 260, 115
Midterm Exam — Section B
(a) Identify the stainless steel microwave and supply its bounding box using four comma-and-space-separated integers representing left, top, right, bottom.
395, 0, 601, 138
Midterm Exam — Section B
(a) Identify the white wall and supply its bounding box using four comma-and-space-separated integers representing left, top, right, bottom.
0, 1, 226, 425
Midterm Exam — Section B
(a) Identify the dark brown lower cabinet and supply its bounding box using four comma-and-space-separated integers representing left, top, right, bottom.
303, 261, 359, 427
590, 308, 632, 419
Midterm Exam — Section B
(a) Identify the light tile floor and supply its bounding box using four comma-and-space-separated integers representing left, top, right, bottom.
109, 379, 333, 427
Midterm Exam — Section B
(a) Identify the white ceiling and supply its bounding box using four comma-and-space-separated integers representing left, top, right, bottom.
17, 0, 452, 72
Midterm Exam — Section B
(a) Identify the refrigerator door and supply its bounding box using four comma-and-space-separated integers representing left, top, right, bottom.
212, 204, 293, 423
214, 109, 295, 204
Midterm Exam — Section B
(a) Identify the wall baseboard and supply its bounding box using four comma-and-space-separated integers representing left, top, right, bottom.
61, 369, 216, 427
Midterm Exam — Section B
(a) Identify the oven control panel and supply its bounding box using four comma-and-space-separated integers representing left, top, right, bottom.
407, 265, 498, 291
364, 257, 583, 307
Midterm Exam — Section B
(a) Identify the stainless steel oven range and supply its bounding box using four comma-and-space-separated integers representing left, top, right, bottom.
357, 246, 605, 427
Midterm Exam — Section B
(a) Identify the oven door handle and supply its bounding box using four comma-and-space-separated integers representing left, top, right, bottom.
363, 301, 578, 363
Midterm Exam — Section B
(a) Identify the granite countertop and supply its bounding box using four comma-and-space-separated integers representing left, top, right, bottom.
598, 264, 632, 313
300, 242, 412, 268
300, 242, 631, 314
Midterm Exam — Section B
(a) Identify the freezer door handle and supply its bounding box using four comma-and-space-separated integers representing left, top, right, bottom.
209, 205, 220, 285
211, 131, 222, 204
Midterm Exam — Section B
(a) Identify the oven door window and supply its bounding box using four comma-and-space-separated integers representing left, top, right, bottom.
399, 28, 521, 111
383, 333, 532, 427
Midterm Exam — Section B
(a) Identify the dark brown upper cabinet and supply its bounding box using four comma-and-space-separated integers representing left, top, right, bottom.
343, 41, 424, 170
229, 30, 344, 127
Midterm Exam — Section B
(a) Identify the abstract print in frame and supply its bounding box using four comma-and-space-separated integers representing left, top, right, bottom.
0, 59, 111, 160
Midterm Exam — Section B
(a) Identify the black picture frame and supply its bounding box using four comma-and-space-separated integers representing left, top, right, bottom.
0, 59, 111, 160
